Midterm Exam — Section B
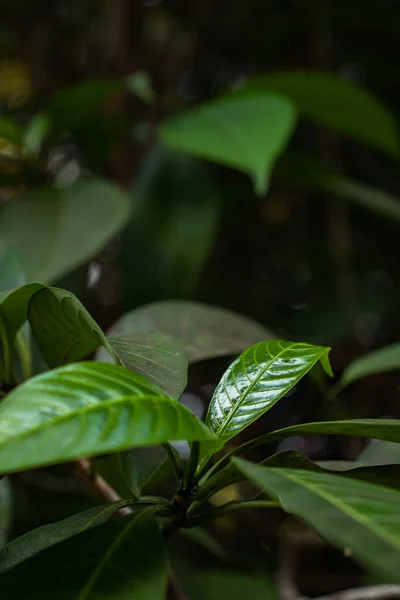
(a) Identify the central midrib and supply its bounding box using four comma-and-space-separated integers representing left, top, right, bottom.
217, 342, 299, 437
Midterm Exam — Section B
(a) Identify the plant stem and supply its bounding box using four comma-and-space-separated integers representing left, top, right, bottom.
74, 458, 132, 516
184, 441, 200, 487
186, 499, 280, 527
162, 443, 182, 482
315, 586, 400, 600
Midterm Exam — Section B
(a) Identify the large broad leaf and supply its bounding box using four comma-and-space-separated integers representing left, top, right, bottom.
239, 419, 400, 454
0, 478, 12, 548
96, 332, 188, 399
28, 286, 114, 368
0, 499, 135, 573
205, 341, 332, 443
160, 94, 296, 195
106, 301, 272, 363
0, 178, 131, 282
2, 511, 167, 599
196, 450, 400, 503
332, 343, 400, 395
0, 361, 216, 474
0, 241, 25, 292
239, 70, 400, 157
123, 149, 221, 301
233, 459, 400, 582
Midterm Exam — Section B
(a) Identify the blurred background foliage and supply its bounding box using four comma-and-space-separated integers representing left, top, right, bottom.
1, 0, 400, 595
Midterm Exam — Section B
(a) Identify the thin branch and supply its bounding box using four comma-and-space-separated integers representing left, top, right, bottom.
74, 458, 132, 516
315, 586, 400, 600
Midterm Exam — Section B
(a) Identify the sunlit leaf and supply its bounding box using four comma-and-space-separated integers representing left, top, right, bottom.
0, 177, 131, 282
0, 500, 135, 572
205, 340, 332, 442
97, 332, 188, 399
0, 362, 216, 474
29, 286, 114, 368
234, 459, 400, 582
160, 94, 296, 195
240, 70, 400, 156
107, 301, 272, 363
2, 510, 168, 599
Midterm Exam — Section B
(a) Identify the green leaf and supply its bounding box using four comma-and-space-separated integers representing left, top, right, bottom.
95, 445, 173, 499
0, 177, 131, 282
240, 70, 400, 156
160, 94, 296, 195
107, 301, 272, 363
0, 117, 23, 145
0, 361, 216, 474
196, 450, 400, 503
0, 241, 25, 292
0, 283, 42, 382
0, 500, 135, 573
97, 332, 188, 399
333, 343, 400, 395
239, 419, 400, 453
121, 149, 221, 300
205, 340, 332, 443
0, 478, 12, 548
233, 458, 400, 582
22, 113, 51, 159
29, 286, 114, 368
357, 441, 400, 467
276, 152, 400, 223
2, 510, 167, 599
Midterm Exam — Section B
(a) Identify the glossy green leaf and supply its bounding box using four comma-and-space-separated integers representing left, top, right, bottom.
240, 70, 400, 156
0, 478, 12, 548
205, 340, 332, 442
97, 332, 188, 399
239, 419, 400, 454
107, 301, 272, 363
333, 343, 400, 395
0, 500, 135, 572
233, 459, 400, 581
29, 286, 114, 368
2, 510, 167, 599
160, 94, 296, 195
0, 361, 216, 474
0, 177, 131, 282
